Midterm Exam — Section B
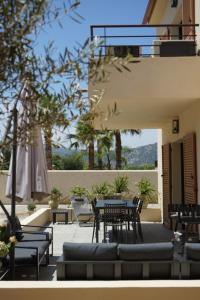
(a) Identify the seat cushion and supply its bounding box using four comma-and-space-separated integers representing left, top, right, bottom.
22, 232, 52, 243
14, 240, 49, 264
118, 242, 173, 261
185, 243, 200, 260
63, 242, 118, 261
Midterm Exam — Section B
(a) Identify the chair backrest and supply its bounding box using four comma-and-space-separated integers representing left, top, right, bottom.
132, 196, 139, 206
104, 203, 127, 222
137, 199, 143, 214
91, 198, 98, 215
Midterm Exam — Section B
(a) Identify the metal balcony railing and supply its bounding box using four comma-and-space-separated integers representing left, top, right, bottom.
90, 24, 199, 57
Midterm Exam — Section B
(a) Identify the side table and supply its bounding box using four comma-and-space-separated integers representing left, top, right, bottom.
52, 209, 68, 224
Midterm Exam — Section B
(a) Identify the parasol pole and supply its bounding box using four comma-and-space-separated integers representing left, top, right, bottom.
10, 106, 18, 280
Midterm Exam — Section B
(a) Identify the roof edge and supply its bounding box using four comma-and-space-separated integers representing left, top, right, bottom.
142, 0, 157, 24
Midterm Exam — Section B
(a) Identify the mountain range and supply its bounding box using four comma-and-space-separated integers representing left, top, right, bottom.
53, 143, 157, 168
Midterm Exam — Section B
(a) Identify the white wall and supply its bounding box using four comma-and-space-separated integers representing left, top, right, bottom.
1, 281, 200, 300
195, 0, 200, 50
0, 170, 158, 204
157, 129, 163, 212
157, 0, 183, 36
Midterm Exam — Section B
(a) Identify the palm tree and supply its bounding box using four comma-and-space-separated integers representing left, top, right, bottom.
114, 130, 122, 170
115, 129, 141, 170
96, 130, 113, 169
39, 94, 69, 170
68, 120, 96, 169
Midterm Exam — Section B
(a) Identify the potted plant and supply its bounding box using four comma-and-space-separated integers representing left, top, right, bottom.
70, 185, 89, 198
92, 182, 114, 200
49, 187, 62, 209
27, 203, 36, 215
0, 221, 16, 270
137, 177, 156, 208
113, 175, 129, 198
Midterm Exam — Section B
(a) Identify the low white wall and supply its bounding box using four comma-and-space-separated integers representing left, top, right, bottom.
1, 281, 200, 300
0, 170, 158, 204
141, 205, 161, 222
48, 170, 158, 202
21, 208, 50, 230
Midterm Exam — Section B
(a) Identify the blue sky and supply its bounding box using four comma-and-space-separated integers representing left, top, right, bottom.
37, 0, 157, 148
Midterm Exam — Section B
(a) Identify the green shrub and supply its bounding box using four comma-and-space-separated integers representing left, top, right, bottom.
27, 203, 36, 212
52, 154, 64, 170
52, 153, 84, 170
51, 187, 62, 198
92, 182, 113, 198
49, 187, 62, 209
137, 178, 157, 205
70, 185, 89, 197
113, 175, 129, 193
62, 153, 84, 170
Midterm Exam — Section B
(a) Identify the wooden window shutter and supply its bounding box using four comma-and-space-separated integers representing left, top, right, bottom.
162, 143, 172, 227
182, 0, 195, 39
183, 132, 197, 205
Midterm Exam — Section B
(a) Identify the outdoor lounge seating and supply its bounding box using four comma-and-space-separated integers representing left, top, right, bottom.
168, 204, 200, 240
7, 218, 53, 280
15, 233, 50, 280
181, 243, 200, 279
71, 196, 94, 224
57, 242, 180, 280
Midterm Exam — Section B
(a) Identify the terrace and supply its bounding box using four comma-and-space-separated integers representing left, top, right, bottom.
1, 21, 200, 283
1, 194, 199, 300
1, 1, 200, 300
0, 196, 199, 282
0, 199, 199, 283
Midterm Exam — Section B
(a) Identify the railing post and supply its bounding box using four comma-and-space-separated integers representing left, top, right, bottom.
90, 26, 94, 42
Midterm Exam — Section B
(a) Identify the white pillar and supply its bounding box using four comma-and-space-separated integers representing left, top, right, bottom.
157, 129, 163, 222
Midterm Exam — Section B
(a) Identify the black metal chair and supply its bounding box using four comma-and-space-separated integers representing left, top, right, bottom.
135, 199, 144, 242
103, 203, 128, 243
91, 198, 98, 243
71, 196, 94, 224
129, 198, 143, 242
168, 204, 200, 242
178, 204, 200, 241
168, 203, 181, 231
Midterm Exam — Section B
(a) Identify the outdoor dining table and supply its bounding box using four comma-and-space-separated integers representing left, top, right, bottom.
95, 199, 137, 243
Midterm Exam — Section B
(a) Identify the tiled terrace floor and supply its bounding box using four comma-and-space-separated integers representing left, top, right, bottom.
13, 222, 174, 281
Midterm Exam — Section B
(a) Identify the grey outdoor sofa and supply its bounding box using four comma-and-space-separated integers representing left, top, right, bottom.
57, 242, 180, 280
181, 243, 200, 279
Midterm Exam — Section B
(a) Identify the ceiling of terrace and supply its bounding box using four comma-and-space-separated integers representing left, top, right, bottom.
89, 57, 200, 130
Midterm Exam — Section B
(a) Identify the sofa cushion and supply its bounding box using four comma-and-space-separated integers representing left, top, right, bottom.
63, 242, 118, 261
14, 240, 49, 264
185, 243, 200, 260
118, 242, 173, 261
22, 232, 52, 242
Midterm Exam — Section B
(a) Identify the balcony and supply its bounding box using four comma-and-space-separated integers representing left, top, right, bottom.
90, 24, 198, 58
89, 24, 200, 130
